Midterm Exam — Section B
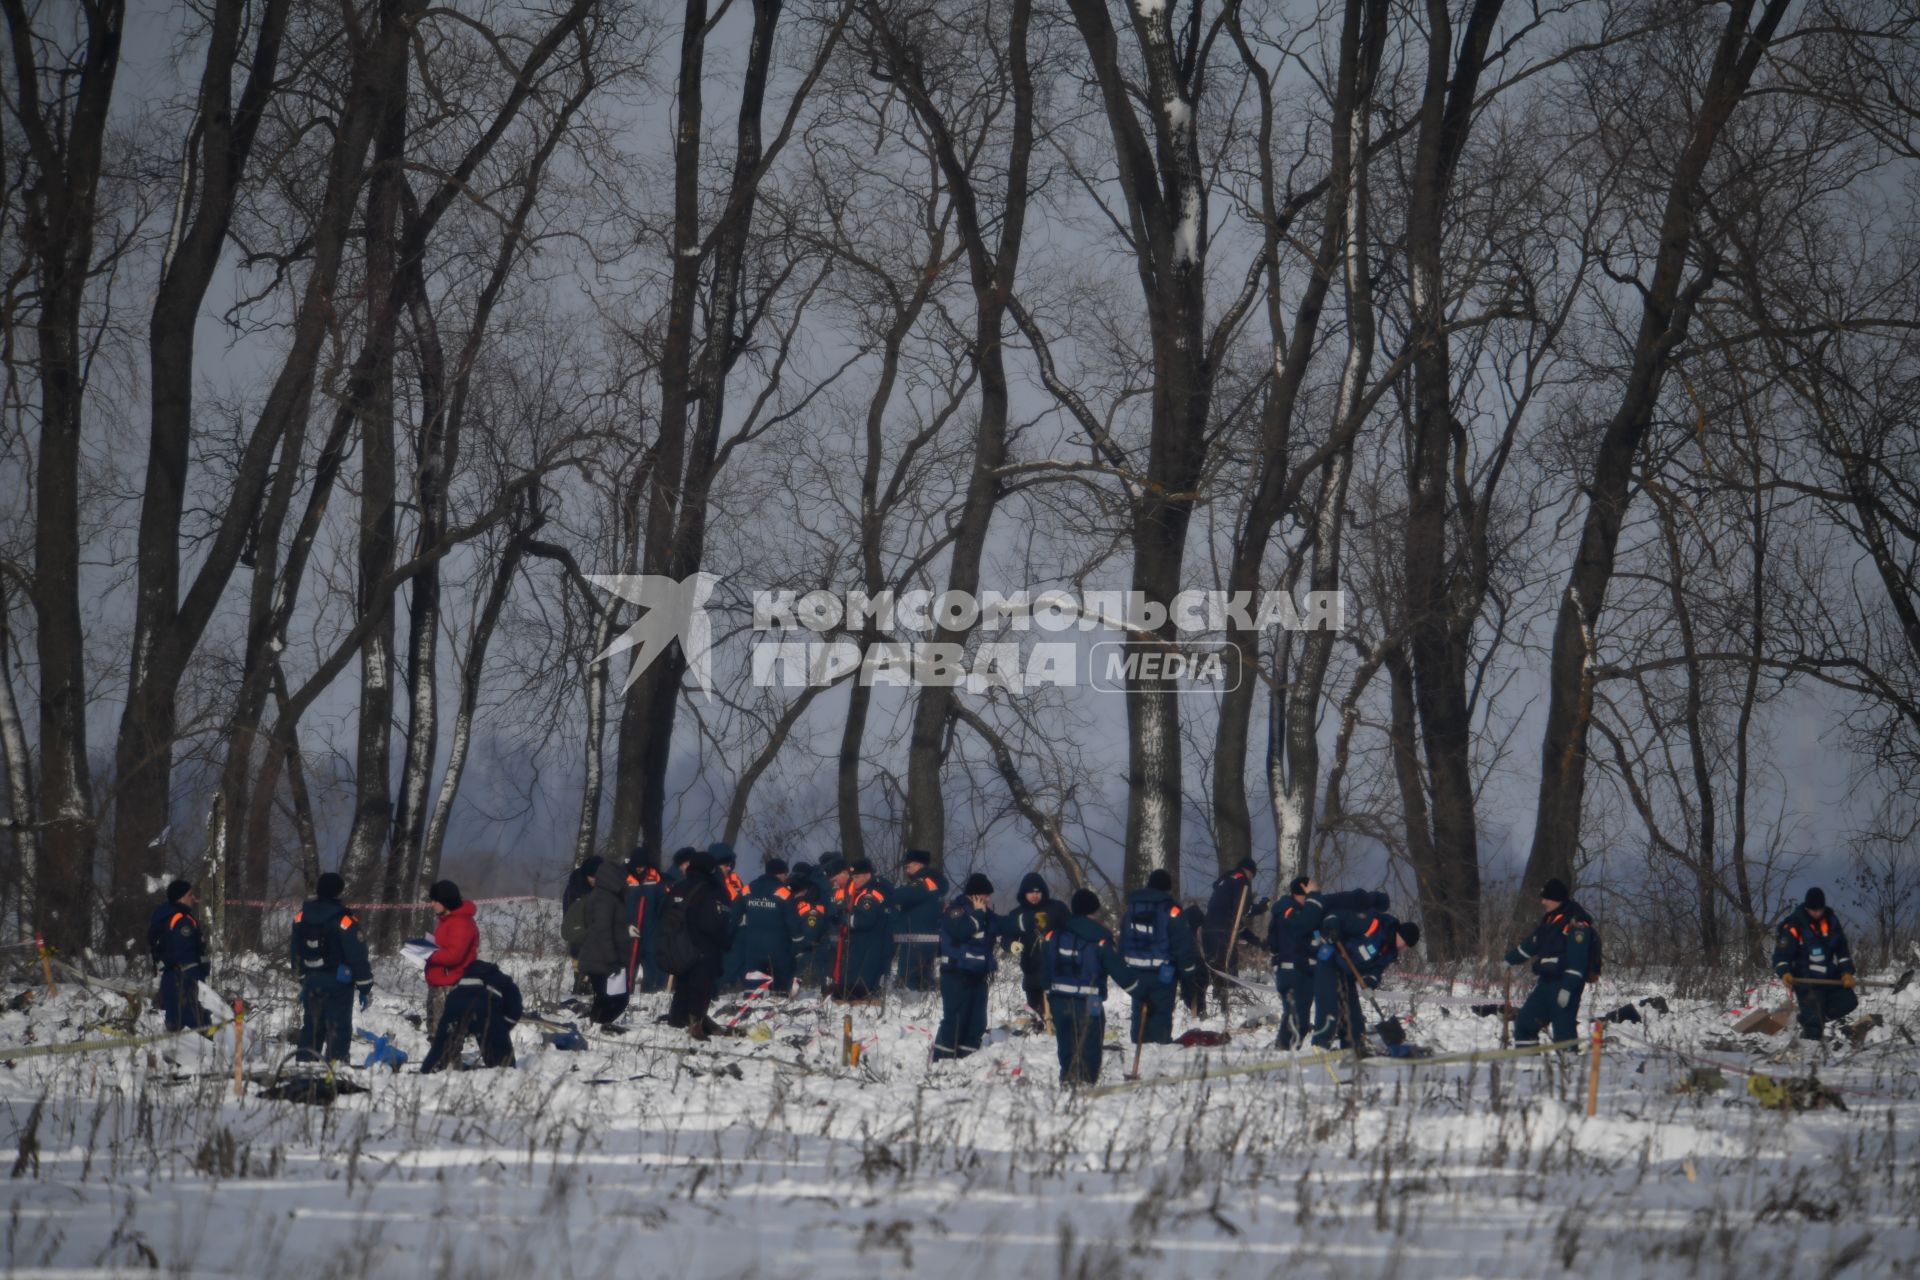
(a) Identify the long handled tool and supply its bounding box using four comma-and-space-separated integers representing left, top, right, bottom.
1219, 882, 1251, 1027
1333, 939, 1406, 1047
1125, 999, 1147, 1081
1792, 970, 1912, 992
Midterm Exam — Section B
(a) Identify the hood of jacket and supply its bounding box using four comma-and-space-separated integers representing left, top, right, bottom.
1018, 872, 1050, 899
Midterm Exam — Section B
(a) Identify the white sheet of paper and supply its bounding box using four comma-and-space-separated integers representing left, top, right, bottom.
401, 941, 435, 968
604, 968, 629, 997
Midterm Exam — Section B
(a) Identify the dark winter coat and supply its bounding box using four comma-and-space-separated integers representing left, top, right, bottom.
1117, 887, 1199, 986
939, 897, 999, 975
1506, 899, 1598, 989
289, 898, 373, 991
1006, 872, 1070, 985
833, 879, 894, 991
1318, 908, 1405, 984
1269, 889, 1384, 966
1772, 906, 1855, 983
574, 880, 631, 977
153, 902, 208, 977
891, 868, 948, 939
670, 871, 736, 969
1041, 915, 1137, 1000
735, 873, 797, 968
1202, 869, 1268, 961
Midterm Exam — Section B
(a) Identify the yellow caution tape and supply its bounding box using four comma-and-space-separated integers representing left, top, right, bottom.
0, 1017, 239, 1063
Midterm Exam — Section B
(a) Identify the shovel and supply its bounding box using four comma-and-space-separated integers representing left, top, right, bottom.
1332, 939, 1406, 1047
1792, 969, 1912, 992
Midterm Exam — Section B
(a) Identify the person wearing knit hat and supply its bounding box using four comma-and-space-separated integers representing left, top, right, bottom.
422, 879, 480, 1034
1042, 886, 1139, 1085
665, 847, 698, 886
291, 871, 373, 1063
1120, 869, 1202, 1047
1502, 879, 1597, 1051
933, 872, 1000, 1060
1772, 887, 1857, 1047
148, 879, 209, 1032
890, 850, 948, 993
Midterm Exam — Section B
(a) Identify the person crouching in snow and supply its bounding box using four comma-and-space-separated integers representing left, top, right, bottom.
423, 879, 479, 1034
421, 960, 522, 1072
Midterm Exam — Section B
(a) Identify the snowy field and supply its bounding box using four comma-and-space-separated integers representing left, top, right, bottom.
4, 903, 1918, 1279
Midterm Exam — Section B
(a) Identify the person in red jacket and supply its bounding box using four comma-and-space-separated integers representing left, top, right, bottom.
424, 880, 480, 1033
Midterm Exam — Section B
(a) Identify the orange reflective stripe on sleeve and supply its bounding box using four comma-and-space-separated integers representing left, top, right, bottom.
1365, 918, 1380, 937
340, 915, 354, 929
294, 910, 303, 922
1170, 905, 1181, 917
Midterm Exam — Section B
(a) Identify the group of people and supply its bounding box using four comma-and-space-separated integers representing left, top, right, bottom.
560, 844, 955, 1039
140, 853, 1864, 1085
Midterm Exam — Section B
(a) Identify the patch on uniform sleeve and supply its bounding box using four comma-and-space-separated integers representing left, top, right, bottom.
1572, 929, 1588, 944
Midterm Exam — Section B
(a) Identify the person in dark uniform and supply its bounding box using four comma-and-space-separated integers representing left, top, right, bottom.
1772, 887, 1858, 1045
1309, 905, 1418, 1052
1042, 890, 1139, 1085
420, 959, 523, 1072
891, 850, 947, 991
1117, 870, 1199, 1044
151, 879, 210, 1031
1505, 879, 1599, 1048
290, 872, 373, 1062
934, 874, 999, 1060
1006, 872, 1070, 1018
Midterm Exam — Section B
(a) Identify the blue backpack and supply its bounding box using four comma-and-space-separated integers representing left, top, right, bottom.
1121, 897, 1174, 984
939, 905, 995, 974
1048, 928, 1104, 997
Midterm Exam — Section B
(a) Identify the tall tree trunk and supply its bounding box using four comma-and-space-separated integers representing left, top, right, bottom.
339, 77, 411, 900
111, 0, 291, 951
0, 586, 37, 939
1274, 0, 1384, 878
1215, 0, 1382, 877
878, 0, 1035, 868
422, 526, 536, 878
1398, 0, 1503, 960
1519, 0, 1790, 927
5, 0, 125, 951
1062, 0, 1212, 892
612, 0, 824, 857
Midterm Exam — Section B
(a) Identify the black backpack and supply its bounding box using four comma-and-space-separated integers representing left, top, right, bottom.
294, 906, 344, 974
658, 890, 699, 976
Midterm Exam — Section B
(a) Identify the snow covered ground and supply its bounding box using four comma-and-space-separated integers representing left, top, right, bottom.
4, 906, 1917, 1278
